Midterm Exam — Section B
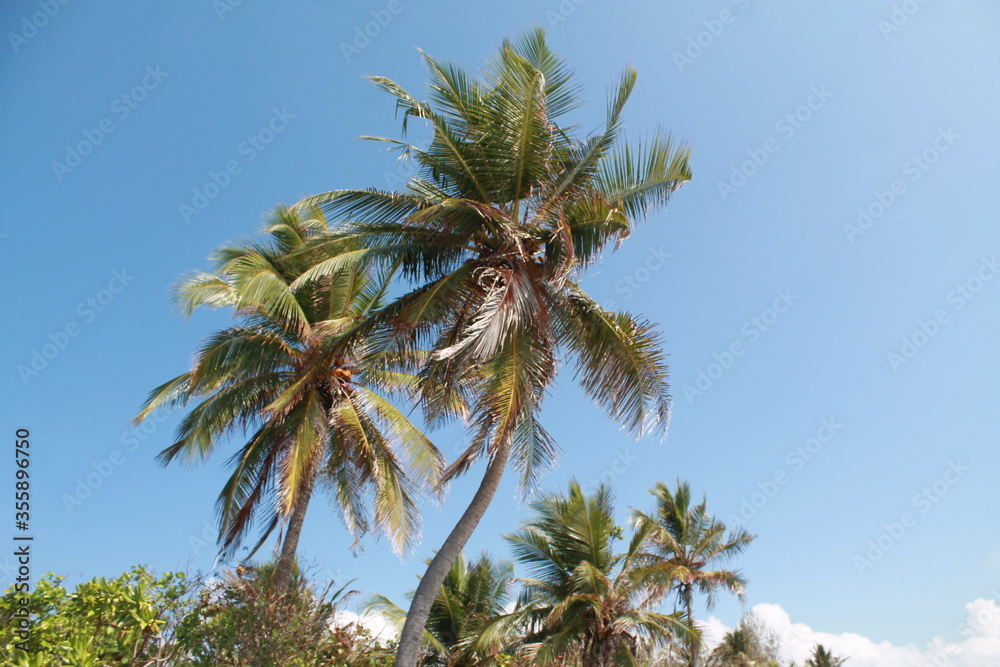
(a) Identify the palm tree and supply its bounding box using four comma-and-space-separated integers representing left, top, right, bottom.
368, 551, 518, 666
504, 481, 689, 666
290, 27, 691, 664
133, 205, 443, 587
705, 613, 781, 667
805, 644, 845, 667
632, 482, 756, 667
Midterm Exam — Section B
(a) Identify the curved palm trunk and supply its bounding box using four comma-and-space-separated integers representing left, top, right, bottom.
274, 470, 317, 590
395, 440, 511, 667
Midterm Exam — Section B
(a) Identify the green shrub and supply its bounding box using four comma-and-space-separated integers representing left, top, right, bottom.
0, 564, 393, 666
178, 563, 394, 666
0, 566, 193, 666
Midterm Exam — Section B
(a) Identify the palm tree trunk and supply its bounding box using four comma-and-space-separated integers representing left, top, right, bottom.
684, 586, 699, 667
394, 439, 511, 667
274, 470, 317, 589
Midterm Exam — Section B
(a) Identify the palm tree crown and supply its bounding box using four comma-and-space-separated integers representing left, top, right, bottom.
134, 206, 443, 580
805, 644, 846, 667
369, 551, 517, 666
632, 481, 756, 667
705, 612, 781, 667
293, 26, 689, 488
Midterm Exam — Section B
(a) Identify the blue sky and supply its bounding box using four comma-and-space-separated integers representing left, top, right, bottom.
2, 0, 999, 660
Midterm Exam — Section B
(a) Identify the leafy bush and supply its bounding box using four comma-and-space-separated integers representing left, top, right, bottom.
0, 564, 393, 666
178, 563, 394, 666
0, 566, 193, 666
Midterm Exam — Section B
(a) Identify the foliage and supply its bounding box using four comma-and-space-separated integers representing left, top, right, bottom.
804, 644, 846, 667
135, 205, 443, 570
705, 613, 782, 667
504, 481, 690, 666
0, 564, 396, 667
366, 479, 762, 666
289, 27, 690, 665
632, 480, 756, 664
0, 566, 194, 667
368, 551, 518, 666
291, 25, 689, 497
178, 562, 393, 666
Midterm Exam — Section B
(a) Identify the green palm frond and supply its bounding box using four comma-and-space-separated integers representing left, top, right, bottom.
216, 421, 286, 556
532, 65, 637, 221
133, 372, 192, 423
554, 285, 671, 439
173, 271, 236, 315
367, 551, 517, 664
597, 131, 692, 222
157, 374, 288, 466
276, 389, 327, 515
351, 386, 443, 490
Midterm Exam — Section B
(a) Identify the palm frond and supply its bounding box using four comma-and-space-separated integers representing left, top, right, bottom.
554, 284, 671, 439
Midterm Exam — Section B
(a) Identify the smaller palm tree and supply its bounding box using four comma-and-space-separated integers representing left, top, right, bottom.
134, 205, 443, 588
805, 644, 846, 667
705, 613, 781, 667
632, 481, 756, 667
505, 481, 690, 666
368, 551, 518, 666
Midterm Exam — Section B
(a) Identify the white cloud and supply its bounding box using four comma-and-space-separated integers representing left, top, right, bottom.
703, 598, 1000, 667
333, 609, 398, 644
700, 614, 730, 650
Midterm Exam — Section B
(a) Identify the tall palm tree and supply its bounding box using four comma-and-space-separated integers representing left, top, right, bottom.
368, 551, 518, 666
805, 644, 845, 667
133, 205, 443, 587
290, 27, 691, 664
632, 482, 756, 667
504, 481, 689, 666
